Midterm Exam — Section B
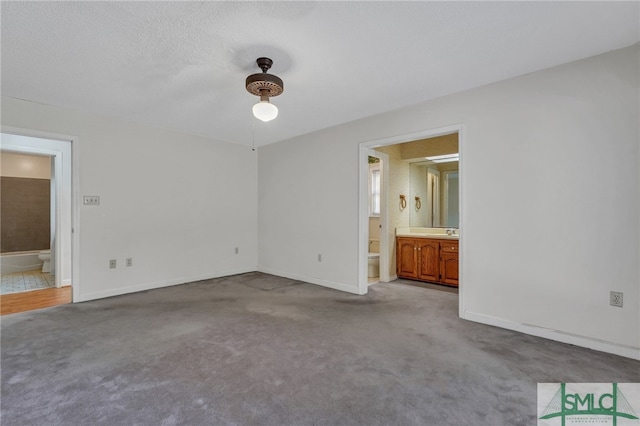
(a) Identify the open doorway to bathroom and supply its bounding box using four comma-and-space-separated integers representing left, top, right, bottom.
358, 125, 463, 314
367, 155, 382, 284
1, 152, 56, 295
1, 132, 73, 314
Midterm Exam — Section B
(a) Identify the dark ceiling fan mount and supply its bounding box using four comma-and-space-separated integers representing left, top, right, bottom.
245, 57, 284, 99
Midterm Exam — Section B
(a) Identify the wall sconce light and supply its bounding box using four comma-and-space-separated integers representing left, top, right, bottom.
415, 196, 421, 211
246, 57, 284, 122
399, 194, 407, 210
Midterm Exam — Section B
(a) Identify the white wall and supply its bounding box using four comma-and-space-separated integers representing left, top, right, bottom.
257, 133, 359, 293
1, 152, 51, 179
1, 97, 258, 302
258, 44, 639, 358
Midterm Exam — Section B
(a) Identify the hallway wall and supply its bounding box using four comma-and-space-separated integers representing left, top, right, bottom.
1, 98, 258, 301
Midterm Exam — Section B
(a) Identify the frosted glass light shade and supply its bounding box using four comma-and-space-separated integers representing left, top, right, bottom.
253, 100, 278, 122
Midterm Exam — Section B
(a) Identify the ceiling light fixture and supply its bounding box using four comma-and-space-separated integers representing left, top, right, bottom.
425, 153, 459, 163
246, 57, 283, 122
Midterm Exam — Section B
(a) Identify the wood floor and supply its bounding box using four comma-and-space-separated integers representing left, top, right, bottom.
1, 286, 71, 315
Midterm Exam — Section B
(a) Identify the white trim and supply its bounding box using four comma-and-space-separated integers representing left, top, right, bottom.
463, 311, 640, 361
358, 124, 465, 316
378, 152, 390, 284
359, 148, 372, 294
457, 125, 465, 318
75, 268, 257, 302
52, 153, 63, 284
259, 267, 362, 295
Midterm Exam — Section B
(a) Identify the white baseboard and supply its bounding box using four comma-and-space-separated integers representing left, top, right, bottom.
61, 279, 71, 287
258, 267, 361, 295
463, 311, 640, 361
74, 267, 256, 303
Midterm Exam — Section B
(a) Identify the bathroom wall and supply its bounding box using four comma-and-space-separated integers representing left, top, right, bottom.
0, 153, 51, 253
409, 163, 429, 228
399, 133, 458, 160
368, 216, 380, 252
258, 44, 639, 358
1, 152, 51, 178
373, 144, 411, 279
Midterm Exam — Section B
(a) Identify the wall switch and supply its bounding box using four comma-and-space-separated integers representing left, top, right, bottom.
610, 291, 623, 308
318, 254, 322, 262
126, 258, 133, 267
83, 195, 100, 205
109, 259, 116, 269
234, 247, 239, 254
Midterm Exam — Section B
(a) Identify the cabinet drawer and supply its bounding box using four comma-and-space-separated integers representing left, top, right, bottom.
440, 242, 459, 253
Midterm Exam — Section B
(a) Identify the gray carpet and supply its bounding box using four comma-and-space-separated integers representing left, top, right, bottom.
1, 272, 638, 425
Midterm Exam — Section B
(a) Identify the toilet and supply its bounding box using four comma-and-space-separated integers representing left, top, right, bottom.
368, 240, 380, 278
38, 250, 51, 273
368, 253, 380, 278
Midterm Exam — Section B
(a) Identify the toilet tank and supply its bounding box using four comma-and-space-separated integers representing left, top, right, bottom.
369, 239, 380, 254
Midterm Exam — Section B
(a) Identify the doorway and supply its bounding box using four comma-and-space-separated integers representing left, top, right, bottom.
358, 124, 464, 315
1, 152, 56, 295
1, 131, 75, 313
366, 154, 382, 285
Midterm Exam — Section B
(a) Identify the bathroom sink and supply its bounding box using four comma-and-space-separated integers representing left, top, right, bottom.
395, 231, 459, 239
395, 227, 459, 239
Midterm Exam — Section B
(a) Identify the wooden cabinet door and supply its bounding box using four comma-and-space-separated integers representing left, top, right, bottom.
417, 239, 439, 282
396, 238, 418, 278
440, 252, 459, 286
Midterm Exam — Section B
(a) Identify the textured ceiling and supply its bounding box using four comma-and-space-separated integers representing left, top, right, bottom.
2, 1, 638, 147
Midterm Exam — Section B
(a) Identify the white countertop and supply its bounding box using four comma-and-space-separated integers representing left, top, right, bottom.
395, 227, 459, 240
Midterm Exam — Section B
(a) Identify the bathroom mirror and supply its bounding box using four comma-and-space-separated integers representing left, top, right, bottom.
409, 160, 459, 228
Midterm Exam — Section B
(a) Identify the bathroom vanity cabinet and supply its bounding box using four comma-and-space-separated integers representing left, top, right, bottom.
396, 237, 459, 287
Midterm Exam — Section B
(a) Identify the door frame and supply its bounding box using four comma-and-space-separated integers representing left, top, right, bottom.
360, 148, 389, 290
358, 124, 465, 317
1, 126, 79, 300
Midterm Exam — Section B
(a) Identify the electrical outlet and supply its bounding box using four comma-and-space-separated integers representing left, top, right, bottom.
109, 259, 116, 269
126, 258, 133, 267
234, 247, 239, 254
610, 291, 623, 308
83, 195, 100, 205
318, 253, 322, 262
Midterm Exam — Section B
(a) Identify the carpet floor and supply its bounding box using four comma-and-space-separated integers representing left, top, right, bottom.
1, 272, 638, 425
